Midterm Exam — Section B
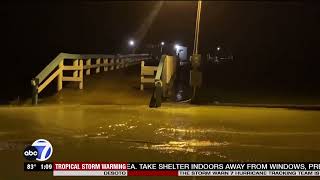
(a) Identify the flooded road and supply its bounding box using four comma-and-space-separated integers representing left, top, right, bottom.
1, 104, 320, 179
1, 65, 320, 179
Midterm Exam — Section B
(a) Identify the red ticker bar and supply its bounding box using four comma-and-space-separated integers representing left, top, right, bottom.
24, 162, 320, 177
53, 162, 127, 170
128, 170, 178, 176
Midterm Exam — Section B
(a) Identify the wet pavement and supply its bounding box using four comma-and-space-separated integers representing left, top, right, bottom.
1, 65, 320, 179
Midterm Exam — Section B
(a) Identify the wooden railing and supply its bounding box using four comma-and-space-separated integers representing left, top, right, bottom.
140, 61, 158, 90
146, 55, 177, 108
31, 53, 151, 105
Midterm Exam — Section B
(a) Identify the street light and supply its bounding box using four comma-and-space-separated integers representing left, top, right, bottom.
174, 44, 180, 56
129, 40, 135, 46
174, 44, 184, 57
128, 40, 135, 54
160, 41, 165, 54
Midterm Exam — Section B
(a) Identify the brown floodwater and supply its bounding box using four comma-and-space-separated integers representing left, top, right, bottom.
1, 104, 320, 179
2, 67, 320, 179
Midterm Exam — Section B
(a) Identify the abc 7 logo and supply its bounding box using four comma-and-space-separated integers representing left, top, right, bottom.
24, 139, 53, 161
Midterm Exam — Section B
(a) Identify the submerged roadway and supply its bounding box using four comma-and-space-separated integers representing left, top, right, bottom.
0, 65, 320, 179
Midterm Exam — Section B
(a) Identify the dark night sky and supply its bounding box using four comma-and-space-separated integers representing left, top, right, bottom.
0, 1, 319, 102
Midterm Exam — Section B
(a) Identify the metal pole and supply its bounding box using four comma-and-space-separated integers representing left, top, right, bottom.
193, 0, 202, 55
190, 0, 202, 103
31, 78, 39, 105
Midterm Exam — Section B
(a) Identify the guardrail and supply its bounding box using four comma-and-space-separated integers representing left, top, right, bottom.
149, 55, 177, 107
31, 53, 151, 105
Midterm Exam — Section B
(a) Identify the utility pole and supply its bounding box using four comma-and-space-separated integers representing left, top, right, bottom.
190, 0, 202, 103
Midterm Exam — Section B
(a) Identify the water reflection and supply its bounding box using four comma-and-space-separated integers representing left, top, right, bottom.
134, 139, 228, 158
156, 127, 320, 136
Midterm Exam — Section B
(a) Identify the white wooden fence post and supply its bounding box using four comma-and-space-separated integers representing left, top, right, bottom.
103, 58, 108, 71
86, 59, 91, 75
121, 59, 125, 68
73, 59, 78, 77
116, 58, 120, 69
96, 58, 100, 73
79, 60, 83, 89
57, 59, 64, 91
140, 61, 144, 90
110, 59, 114, 70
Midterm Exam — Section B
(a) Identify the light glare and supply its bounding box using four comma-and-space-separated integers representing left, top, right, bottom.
129, 40, 135, 46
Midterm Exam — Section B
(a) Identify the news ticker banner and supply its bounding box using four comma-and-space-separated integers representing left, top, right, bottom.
24, 162, 320, 176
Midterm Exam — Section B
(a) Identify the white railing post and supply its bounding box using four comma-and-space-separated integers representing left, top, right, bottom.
79, 60, 83, 89
31, 78, 39, 105
103, 58, 108, 71
140, 61, 144, 90
110, 59, 114, 70
86, 59, 91, 75
96, 58, 100, 73
125, 58, 129, 67
57, 59, 64, 91
73, 59, 78, 77
121, 59, 125, 68
116, 58, 120, 69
